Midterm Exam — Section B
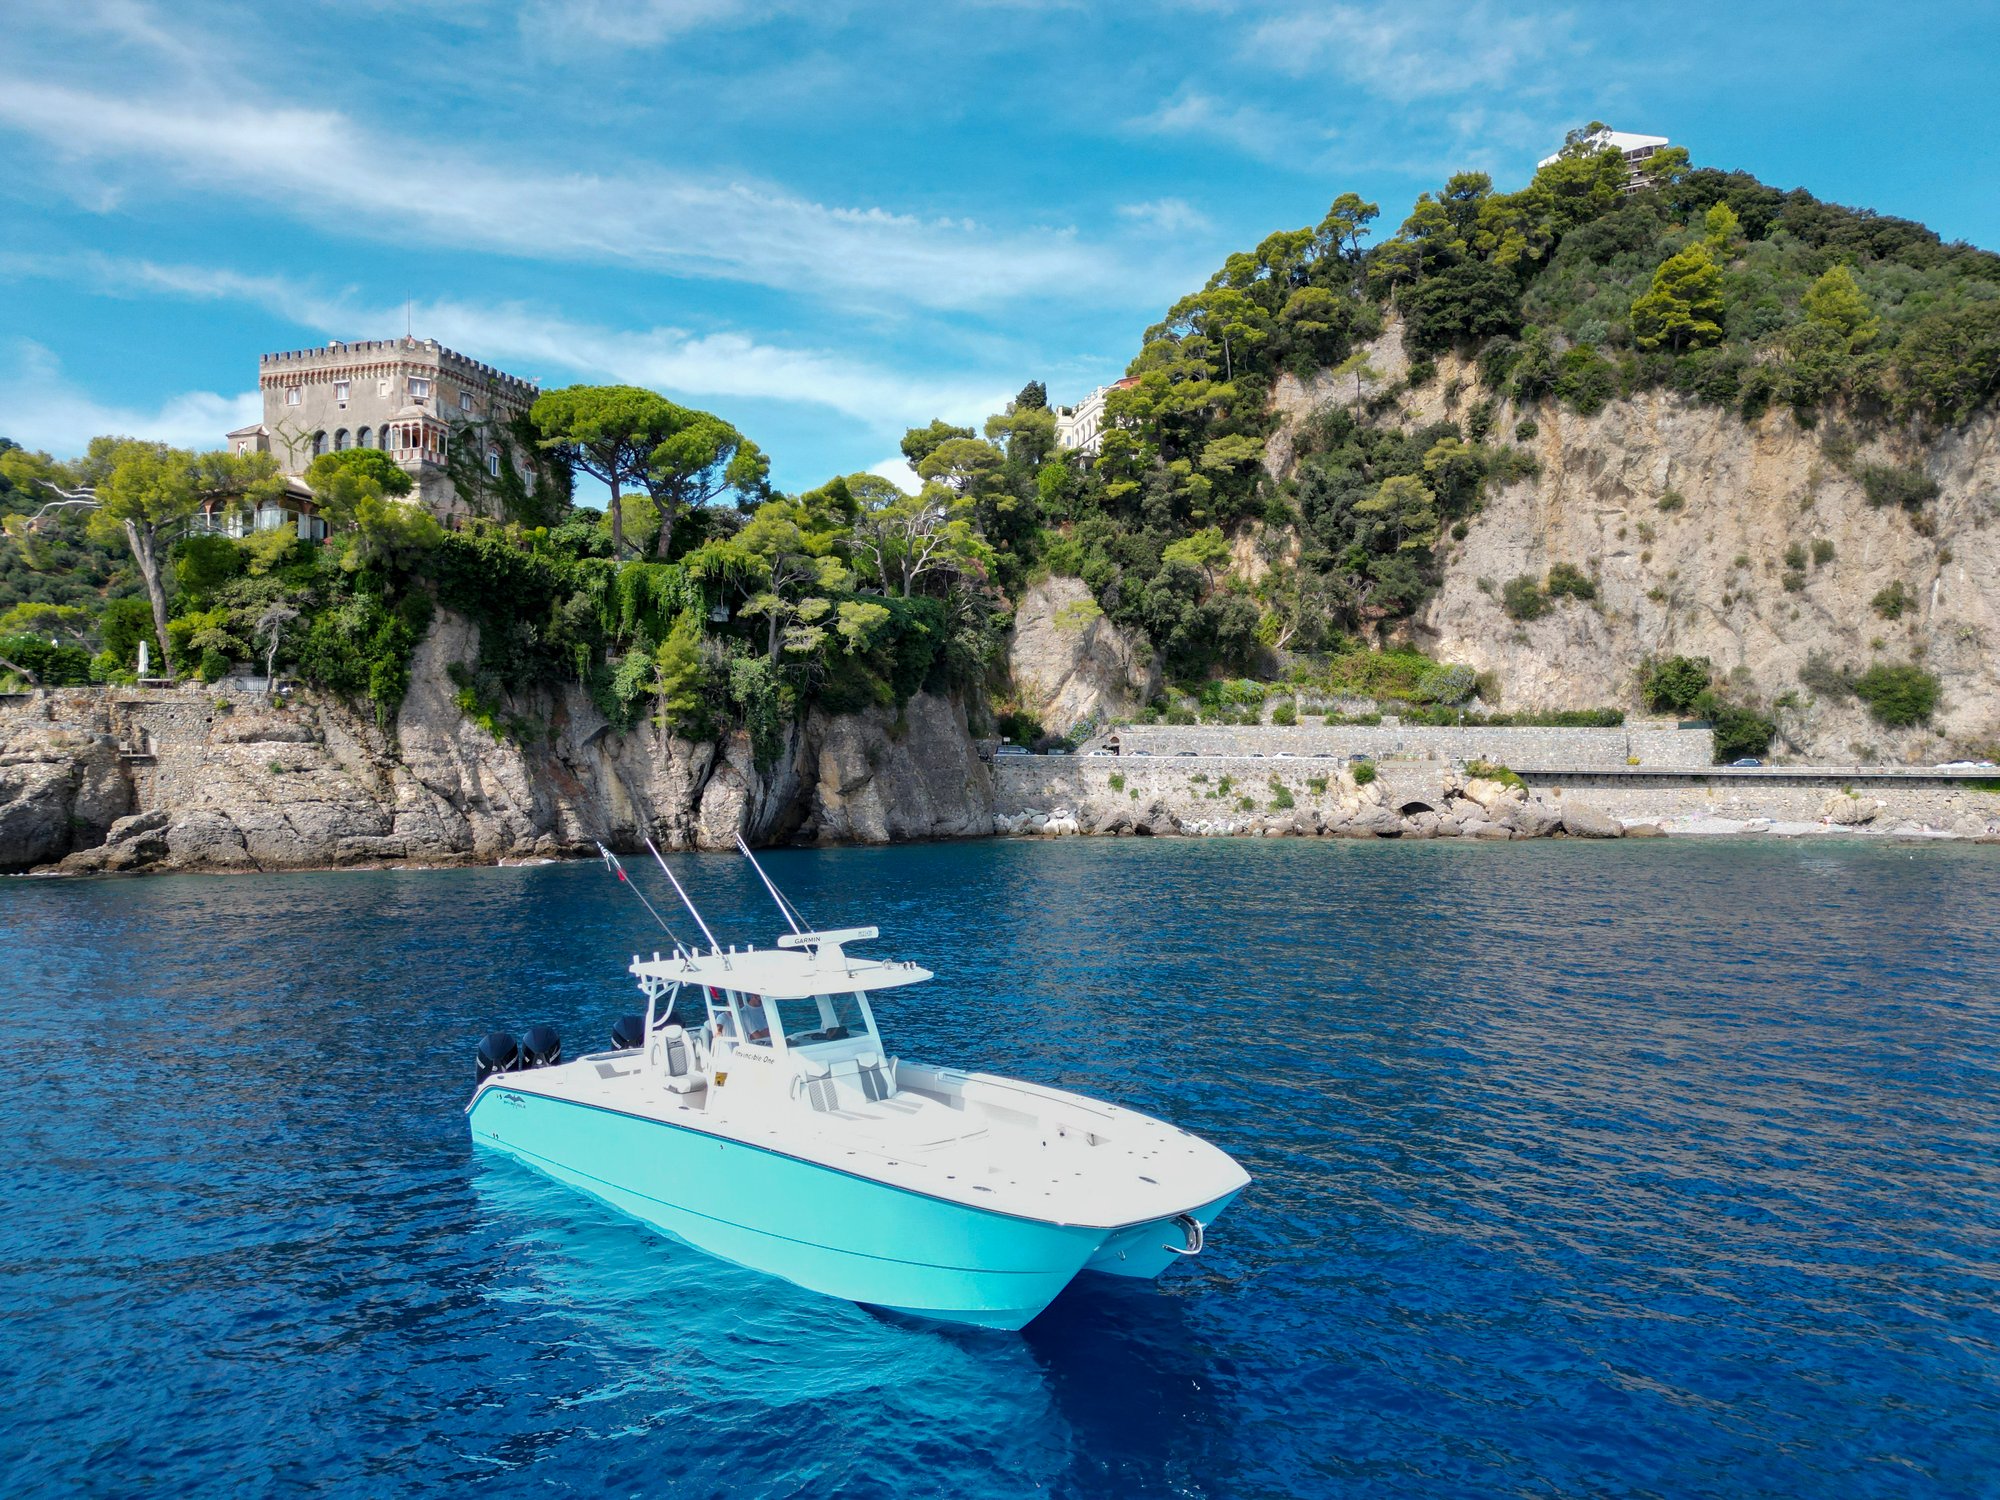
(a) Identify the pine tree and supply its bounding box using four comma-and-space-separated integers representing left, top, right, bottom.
1631, 243, 1725, 353
1803, 264, 1880, 349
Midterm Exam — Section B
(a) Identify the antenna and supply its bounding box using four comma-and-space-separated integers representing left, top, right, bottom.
644, 837, 721, 951
596, 841, 684, 949
734, 832, 806, 935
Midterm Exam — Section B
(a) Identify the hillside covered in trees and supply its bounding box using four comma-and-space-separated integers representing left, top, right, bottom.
5, 127, 2000, 766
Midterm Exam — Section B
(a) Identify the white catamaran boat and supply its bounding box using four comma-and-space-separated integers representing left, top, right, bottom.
464, 843, 1249, 1330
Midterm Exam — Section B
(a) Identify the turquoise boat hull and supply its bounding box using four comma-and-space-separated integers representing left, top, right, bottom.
467, 1083, 1172, 1330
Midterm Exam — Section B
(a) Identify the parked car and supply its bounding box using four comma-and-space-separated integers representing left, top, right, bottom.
1936, 760, 1996, 770
1273, 752, 1296, 759
1085, 750, 1114, 758
994, 745, 1030, 757
1730, 757, 1763, 767
1347, 753, 1374, 765
1176, 750, 1198, 757
1044, 748, 1071, 756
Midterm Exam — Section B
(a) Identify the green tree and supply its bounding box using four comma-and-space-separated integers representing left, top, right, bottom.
306, 447, 414, 532
1355, 474, 1440, 551
529, 385, 675, 557
1802, 264, 1880, 350
1643, 655, 1713, 714
1331, 349, 1382, 412
899, 419, 976, 468
847, 476, 991, 597
87, 442, 282, 683
643, 404, 769, 559
1632, 243, 1726, 353
1852, 662, 1939, 727
1160, 525, 1232, 591
1703, 201, 1742, 248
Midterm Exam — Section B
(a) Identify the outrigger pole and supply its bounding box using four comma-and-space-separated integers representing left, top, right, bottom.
734, 832, 807, 936
643, 837, 723, 952
595, 841, 687, 953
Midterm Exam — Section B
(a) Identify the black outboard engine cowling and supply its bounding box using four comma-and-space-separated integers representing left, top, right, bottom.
611, 1014, 646, 1052
521, 1024, 562, 1069
476, 1031, 520, 1084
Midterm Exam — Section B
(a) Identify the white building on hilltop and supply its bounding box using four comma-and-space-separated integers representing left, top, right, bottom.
1053, 377, 1137, 457
1539, 128, 1672, 193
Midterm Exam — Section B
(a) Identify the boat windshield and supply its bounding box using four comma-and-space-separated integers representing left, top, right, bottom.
773, 992, 873, 1051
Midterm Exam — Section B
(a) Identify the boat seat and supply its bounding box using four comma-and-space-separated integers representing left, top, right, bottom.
652, 1025, 706, 1095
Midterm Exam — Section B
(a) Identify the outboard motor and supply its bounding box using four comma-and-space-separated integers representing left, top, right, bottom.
475, 1031, 520, 1084
611, 1014, 646, 1052
521, 1024, 563, 1069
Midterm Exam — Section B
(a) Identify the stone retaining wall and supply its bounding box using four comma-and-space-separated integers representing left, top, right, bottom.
1111, 721, 1712, 768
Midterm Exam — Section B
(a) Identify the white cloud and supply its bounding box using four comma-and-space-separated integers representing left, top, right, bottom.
1131, 89, 1291, 161
866, 456, 920, 494
3, 253, 1011, 435
1116, 197, 1214, 235
0, 341, 259, 458
518, 0, 762, 46
1246, 2, 1571, 99
0, 79, 1140, 316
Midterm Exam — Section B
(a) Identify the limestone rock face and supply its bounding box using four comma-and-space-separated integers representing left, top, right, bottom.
1403, 370, 2000, 762
0, 719, 131, 872
806, 691, 994, 845
1005, 575, 1158, 737
2, 614, 995, 874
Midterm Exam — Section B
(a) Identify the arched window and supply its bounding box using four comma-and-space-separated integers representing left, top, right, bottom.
311, 430, 328, 457
487, 450, 501, 477
356, 426, 372, 448
333, 429, 349, 450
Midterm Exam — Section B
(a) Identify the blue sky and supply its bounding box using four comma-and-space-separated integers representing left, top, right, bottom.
3, 1, 1998, 498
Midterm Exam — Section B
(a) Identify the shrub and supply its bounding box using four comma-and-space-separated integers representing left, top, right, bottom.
1852, 662, 1939, 727
1643, 655, 1712, 715
1553, 346, 1618, 415
1546, 562, 1597, 602
1710, 701, 1776, 762
1856, 463, 1938, 509
1463, 759, 1522, 791
1514, 418, 1539, 441
1271, 701, 1298, 726
197, 647, 231, 685
1799, 653, 1852, 700
1268, 781, 1296, 810
0, 634, 95, 686
1871, 580, 1915, 620
1811, 538, 1836, 566
1307, 775, 1328, 794
1656, 489, 1686, 512
1501, 575, 1547, 620
1351, 761, 1377, 787
1782, 569, 1806, 593
1783, 543, 1808, 571
1236, 795, 1257, 812
1107, 772, 1126, 792
1413, 662, 1477, 705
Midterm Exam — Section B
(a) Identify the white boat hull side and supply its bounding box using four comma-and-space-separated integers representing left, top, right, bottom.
468, 1085, 1107, 1330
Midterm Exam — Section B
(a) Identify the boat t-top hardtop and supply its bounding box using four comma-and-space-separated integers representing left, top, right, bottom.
465, 844, 1249, 1330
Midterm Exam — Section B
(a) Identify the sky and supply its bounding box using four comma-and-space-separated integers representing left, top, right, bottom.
2, 0, 1998, 498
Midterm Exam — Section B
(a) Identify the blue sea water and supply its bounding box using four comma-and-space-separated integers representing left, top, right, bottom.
2, 838, 1997, 1498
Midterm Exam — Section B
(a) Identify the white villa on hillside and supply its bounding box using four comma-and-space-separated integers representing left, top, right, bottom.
1540, 128, 1672, 193
1054, 377, 1137, 457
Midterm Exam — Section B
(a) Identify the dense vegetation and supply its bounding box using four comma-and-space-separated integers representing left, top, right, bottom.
5, 129, 1995, 766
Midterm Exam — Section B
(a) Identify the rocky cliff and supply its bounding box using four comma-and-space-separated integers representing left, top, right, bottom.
0, 613, 993, 875
1270, 326, 2000, 762
1004, 574, 1158, 737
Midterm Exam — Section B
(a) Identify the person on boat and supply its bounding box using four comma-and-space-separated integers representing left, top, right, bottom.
737, 994, 771, 1044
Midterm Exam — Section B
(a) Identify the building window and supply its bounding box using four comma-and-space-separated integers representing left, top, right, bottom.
311, 430, 328, 457
334, 429, 349, 450
286, 387, 301, 406
356, 426, 372, 448
377, 379, 391, 397
460, 391, 474, 412
487, 450, 501, 477
236, 441, 248, 454
409, 377, 431, 400
333, 380, 351, 404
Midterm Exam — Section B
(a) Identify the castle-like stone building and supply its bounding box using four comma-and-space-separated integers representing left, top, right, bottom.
223, 338, 541, 529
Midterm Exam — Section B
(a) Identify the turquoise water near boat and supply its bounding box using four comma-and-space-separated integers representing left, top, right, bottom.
3, 839, 1997, 1497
